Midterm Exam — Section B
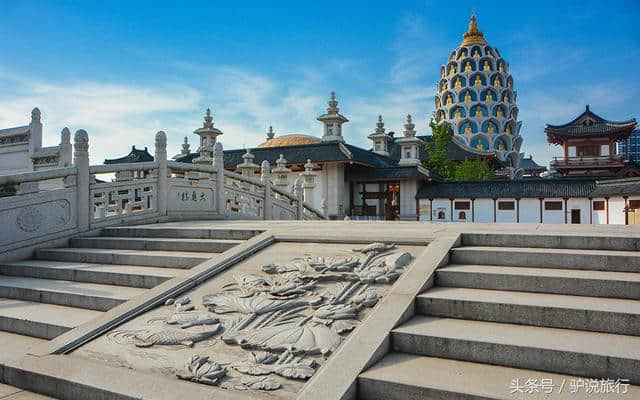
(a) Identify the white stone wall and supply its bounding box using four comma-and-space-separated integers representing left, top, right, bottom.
418, 196, 638, 225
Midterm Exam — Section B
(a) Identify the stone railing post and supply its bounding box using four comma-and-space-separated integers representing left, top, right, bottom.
261, 160, 272, 220
294, 178, 304, 220
59, 127, 72, 167
74, 129, 90, 231
321, 198, 328, 220
214, 142, 225, 216
155, 131, 168, 216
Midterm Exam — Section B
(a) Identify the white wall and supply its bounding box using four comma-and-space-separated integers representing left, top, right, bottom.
420, 196, 634, 225
400, 180, 417, 220
519, 199, 540, 223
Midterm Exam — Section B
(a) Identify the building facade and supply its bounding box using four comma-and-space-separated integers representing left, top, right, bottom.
617, 128, 640, 167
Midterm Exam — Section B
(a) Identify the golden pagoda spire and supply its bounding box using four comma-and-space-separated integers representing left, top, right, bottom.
461, 12, 487, 46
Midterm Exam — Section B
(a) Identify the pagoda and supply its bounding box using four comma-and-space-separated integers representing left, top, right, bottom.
545, 105, 638, 177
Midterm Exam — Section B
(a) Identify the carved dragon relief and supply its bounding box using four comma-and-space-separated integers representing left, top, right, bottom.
107, 242, 412, 392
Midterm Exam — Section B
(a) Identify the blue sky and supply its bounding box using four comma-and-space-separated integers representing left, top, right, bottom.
1, 0, 638, 166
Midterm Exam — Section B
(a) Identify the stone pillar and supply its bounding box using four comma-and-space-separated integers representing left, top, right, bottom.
74, 129, 90, 231
59, 128, 72, 167
29, 108, 43, 157
261, 160, 272, 220
321, 198, 328, 220
294, 178, 304, 220
214, 142, 226, 216
155, 131, 168, 216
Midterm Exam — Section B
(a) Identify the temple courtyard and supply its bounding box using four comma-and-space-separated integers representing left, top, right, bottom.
0, 220, 638, 399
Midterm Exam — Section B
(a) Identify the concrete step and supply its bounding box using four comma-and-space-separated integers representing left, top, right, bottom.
69, 236, 243, 253
0, 298, 101, 340
0, 260, 182, 289
35, 248, 214, 269
392, 316, 640, 385
0, 331, 46, 364
436, 264, 640, 300
358, 352, 640, 400
451, 246, 640, 272
0, 383, 56, 399
0, 276, 145, 311
101, 226, 261, 240
462, 232, 640, 251
417, 287, 640, 336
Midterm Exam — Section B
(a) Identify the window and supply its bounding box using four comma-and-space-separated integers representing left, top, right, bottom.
545, 201, 563, 211
454, 201, 470, 210
458, 211, 467, 219
629, 200, 640, 210
498, 201, 515, 210
593, 201, 605, 211
577, 145, 600, 157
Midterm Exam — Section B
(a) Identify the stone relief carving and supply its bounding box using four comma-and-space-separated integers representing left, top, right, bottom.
107, 242, 411, 392
16, 206, 44, 232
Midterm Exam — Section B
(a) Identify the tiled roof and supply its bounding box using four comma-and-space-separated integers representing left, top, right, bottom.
0, 126, 29, 136
520, 156, 547, 171
345, 165, 434, 181
545, 105, 637, 138
105, 146, 154, 164
591, 177, 640, 196
176, 142, 397, 169
416, 178, 600, 198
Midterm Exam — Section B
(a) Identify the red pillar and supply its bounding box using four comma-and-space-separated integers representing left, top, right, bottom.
605, 197, 610, 224
539, 198, 544, 223
429, 198, 433, 221
450, 198, 454, 221
624, 196, 629, 225
563, 198, 568, 224
471, 198, 475, 222
493, 198, 497, 223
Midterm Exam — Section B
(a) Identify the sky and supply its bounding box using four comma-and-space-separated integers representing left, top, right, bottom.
0, 0, 638, 166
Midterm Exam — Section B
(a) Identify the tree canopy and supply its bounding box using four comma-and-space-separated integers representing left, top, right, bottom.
424, 119, 494, 181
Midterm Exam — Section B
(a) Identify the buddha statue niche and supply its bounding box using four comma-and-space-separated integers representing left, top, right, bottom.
464, 91, 471, 102
439, 113, 445, 122
449, 66, 456, 76
473, 49, 480, 58
493, 77, 501, 87
486, 91, 494, 101
476, 141, 484, 150
446, 95, 453, 105
465, 62, 472, 73
496, 108, 504, 118
455, 108, 462, 119
506, 125, 512, 134
465, 124, 472, 134
499, 63, 504, 73
487, 124, 494, 133
498, 141, 504, 151
483, 61, 490, 71
474, 76, 482, 87
435, 98, 441, 108
503, 94, 509, 103
441, 69, 445, 79
455, 78, 462, 89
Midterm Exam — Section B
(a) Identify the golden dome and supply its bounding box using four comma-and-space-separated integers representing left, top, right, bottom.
461, 14, 487, 46
257, 134, 322, 148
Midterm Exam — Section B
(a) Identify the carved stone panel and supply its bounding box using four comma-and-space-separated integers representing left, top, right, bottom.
168, 185, 215, 212
74, 241, 424, 399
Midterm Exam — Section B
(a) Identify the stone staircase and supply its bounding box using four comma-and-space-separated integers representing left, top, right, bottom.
358, 233, 640, 399
0, 226, 260, 341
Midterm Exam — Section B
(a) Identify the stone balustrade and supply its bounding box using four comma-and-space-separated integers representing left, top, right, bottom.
0, 130, 325, 253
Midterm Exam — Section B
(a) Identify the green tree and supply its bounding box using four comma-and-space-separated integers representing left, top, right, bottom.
425, 119, 456, 179
452, 158, 494, 181
424, 118, 494, 181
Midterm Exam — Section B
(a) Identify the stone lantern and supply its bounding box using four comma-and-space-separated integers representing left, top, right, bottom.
396, 114, 423, 166
272, 154, 291, 191
300, 159, 317, 203
236, 148, 260, 178
193, 108, 223, 166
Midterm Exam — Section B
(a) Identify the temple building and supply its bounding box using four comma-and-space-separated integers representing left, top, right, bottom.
617, 128, 640, 167
434, 14, 523, 178
546, 105, 638, 177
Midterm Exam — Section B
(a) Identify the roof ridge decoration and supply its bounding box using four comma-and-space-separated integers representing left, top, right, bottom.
461, 13, 487, 46
546, 105, 637, 130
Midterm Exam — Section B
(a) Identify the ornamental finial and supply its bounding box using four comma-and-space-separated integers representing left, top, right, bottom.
203, 108, 214, 129
267, 125, 275, 140
462, 12, 487, 46
327, 92, 339, 113
375, 115, 385, 134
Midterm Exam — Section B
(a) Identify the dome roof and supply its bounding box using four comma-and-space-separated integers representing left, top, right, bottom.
434, 14, 523, 173
257, 134, 322, 148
